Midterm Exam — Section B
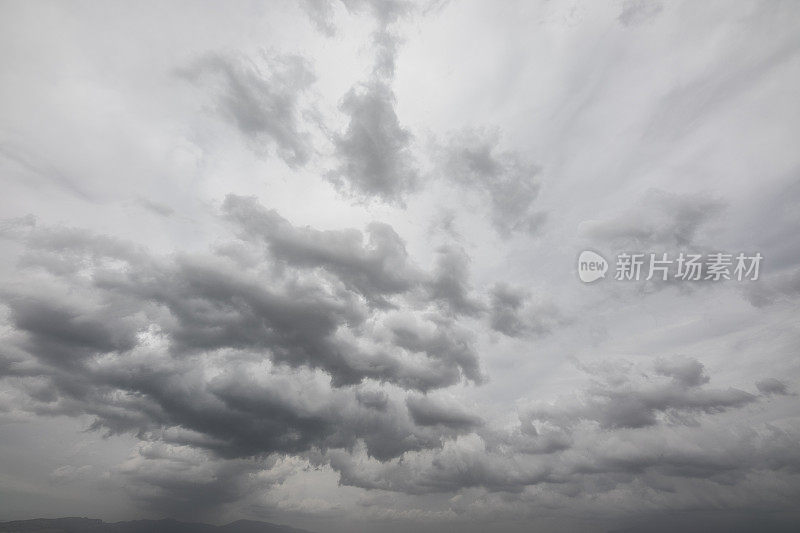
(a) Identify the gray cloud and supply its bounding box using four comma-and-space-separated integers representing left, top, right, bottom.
328, 81, 418, 203
341, 0, 412, 78
388, 317, 485, 386
2, 293, 140, 368
223, 194, 421, 307
756, 378, 791, 397
580, 189, 725, 250
654, 355, 709, 388
744, 267, 800, 307
405, 395, 482, 430
324, 356, 779, 499
136, 198, 175, 218
118, 445, 269, 519
224, 195, 488, 322
0, 212, 487, 480
356, 388, 389, 410
179, 52, 315, 167
301, 0, 337, 37
303, 0, 412, 49
488, 283, 565, 338
311, 0, 419, 205
1, 217, 798, 525
328, 443, 551, 495
488, 283, 526, 337
440, 130, 544, 237
527, 357, 757, 431
426, 245, 484, 317
341, 0, 411, 27
618, 0, 663, 27
3, 1, 800, 528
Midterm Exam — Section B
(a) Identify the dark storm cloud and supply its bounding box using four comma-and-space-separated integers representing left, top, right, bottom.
328, 80, 418, 203
420, 450, 552, 493
178, 52, 315, 167
0, 213, 487, 478
224, 195, 489, 327
1, 296, 472, 476
580, 189, 724, 249
118, 250, 473, 391
388, 317, 485, 386
119, 446, 266, 519
440, 130, 544, 237
86, 355, 457, 463
405, 395, 482, 430
1, 202, 496, 479
223, 194, 420, 306
3, 1, 800, 526
356, 388, 389, 410
486, 418, 572, 455
326, 356, 787, 498
328, 445, 551, 495
333, 423, 798, 498
560, 421, 800, 489
2, 294, 139, 368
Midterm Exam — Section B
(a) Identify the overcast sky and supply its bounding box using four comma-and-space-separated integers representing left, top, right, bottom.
1, 1, 800, 532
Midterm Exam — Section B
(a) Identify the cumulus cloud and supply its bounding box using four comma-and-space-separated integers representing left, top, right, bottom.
223, 194, 421, 306
321, 356, 785, 499
9, 213, 777, 515
0, 209, 493, 491
3, 1, 800, 528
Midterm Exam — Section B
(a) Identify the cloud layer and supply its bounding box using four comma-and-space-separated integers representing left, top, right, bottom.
1, 1, 800, 532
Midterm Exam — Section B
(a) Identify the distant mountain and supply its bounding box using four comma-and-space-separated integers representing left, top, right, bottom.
0, 517, 316, 533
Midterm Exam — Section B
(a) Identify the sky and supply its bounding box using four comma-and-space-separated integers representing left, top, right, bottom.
1, 0, 800, 532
